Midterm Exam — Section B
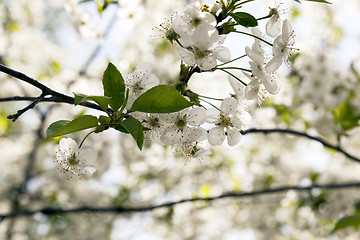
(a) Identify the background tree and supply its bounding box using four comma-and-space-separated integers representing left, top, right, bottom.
1, 0, 360, 239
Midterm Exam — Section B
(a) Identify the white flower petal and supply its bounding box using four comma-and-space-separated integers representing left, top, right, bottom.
192, 23, 219, 50
176, 46, 196, 66
226, 128, 242, 146
245, 79, 260, 100
141, 74, 159, 89
187, 107, 206, 126
59, 138, 77, 155
213, 46, 231, 62
208, 127, 226, 146
282, 19, 293, 42
265, 14, 281, 38
266, 55, 282, 73
220, 97, 238, 115
263, 76, 280, 94
184, 127, 205, 142
206, 108, 220, 123
246, 46, 263, 65
199, 54, 217, 70
229, 76, 244, 98
83, 165, 96, 175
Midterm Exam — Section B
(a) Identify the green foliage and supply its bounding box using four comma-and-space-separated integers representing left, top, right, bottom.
102, 62, 125, 112
184, 90, 201, 106
46, 115, 99, 138
332, 97, 360, 132
74, 93, 112, 112
298, 190, 327, 211
230, 12, 258, 27
274, 104, 291, 126
128, 85, 193, 113
119, 117, 144, 150
332, 215, 360, 233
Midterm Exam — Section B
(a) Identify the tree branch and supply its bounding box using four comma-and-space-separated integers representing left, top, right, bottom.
241, 128, 360, 163
0, 64, 106, 117
7, 94, 45, 121
1, 182, 359, 221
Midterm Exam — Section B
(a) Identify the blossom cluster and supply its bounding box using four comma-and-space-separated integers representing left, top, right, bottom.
55, 0, 296, 175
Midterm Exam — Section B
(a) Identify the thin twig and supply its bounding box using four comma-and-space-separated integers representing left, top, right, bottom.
0, 64, 106, 114
7, 94, 45, 121
1, 182, 359, 220
241, 128, 360, 163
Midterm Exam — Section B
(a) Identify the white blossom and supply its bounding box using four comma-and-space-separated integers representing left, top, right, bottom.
207, 97, 251, 146
160, 107, 207, 146
125, 63, 160, 108
176, 23, 231, 70
55, 138, 96, 179
265, 0, 284, 38
176, 142, 211, 163
266, 19, 295, 73
245, 45, 280, 94
130, 112, 166, 145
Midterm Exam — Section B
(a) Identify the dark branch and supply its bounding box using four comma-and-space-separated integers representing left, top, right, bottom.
0, 64, 106, 116
7, 94, 45, 121
241, 128, 360, 163
1, 182, 360, 220
0, 64, 51, 94
0, 96, 39, 102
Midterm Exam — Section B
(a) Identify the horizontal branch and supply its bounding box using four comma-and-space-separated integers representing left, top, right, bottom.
241, 128, 360, 163
1, 182, 360, 220
0, 64, 105, 115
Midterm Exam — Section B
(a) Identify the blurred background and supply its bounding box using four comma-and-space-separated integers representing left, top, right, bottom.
0, 0, 360, 239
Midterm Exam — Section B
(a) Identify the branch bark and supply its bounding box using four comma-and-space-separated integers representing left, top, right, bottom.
1, 182, 359, 221
241, 128, 360, 163
0, 64, 105, 117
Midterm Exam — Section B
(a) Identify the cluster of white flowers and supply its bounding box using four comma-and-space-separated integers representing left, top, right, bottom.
244, 11, 295, 106
155, 3, 230, 70
56, 1, 297, 170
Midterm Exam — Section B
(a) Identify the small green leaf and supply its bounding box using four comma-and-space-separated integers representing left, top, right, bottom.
46, 120, 70, 138
74, 93, 112, 112
332, 100, 360, 131
46, 115, 99, 138
128, 85, 194, 113
332, 215, 360, 232
103, 62, 125, 111
230, 12, 258, 27
115, 124, 129, 134
119, 118, 144, 150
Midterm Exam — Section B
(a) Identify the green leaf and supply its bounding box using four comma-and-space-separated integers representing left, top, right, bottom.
115, 124, 129, 134
128, 85, 194, 113
74, 93, 112, 112
103, 62, 125, 111
46, 115, 99, 138
230, 12, 258, 27
119, 118, 144, 150
46, 120, 70, 138
332, 215, 360, 232
332, 100, 360, 131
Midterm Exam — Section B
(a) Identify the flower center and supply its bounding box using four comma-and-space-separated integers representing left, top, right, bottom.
193, 47, 210, 59
176, 115, 187, 130
148, 117, 160, 128
67, 153, 80, 166
216, 113, 232, 127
